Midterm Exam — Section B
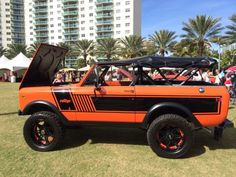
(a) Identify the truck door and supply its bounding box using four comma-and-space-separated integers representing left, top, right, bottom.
71, 65, 135, 122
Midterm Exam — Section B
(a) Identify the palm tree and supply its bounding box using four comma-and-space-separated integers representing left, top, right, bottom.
75, 40, 94, 66
172, 39, 197, 57
6, 44, 28, 58
96, 38, 119, 60
142, 40, 157, 56
27, 43, 40, 57
181, 15, 223, 56
221, 49, 236, 67
225, 14, 236, 44
0, 47, 7, 56
119, 35, 144, 58
57, 42, 73, 67
149, 30, 177, 57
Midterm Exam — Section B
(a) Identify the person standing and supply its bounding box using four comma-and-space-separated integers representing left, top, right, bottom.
224, 71, 233, 90
231, 72, 236, 87
61, 70, 66, 82
202, 70, 210, 83
53, 73, 64, 84
72, 71, 76, 82
214, 69, 221, 85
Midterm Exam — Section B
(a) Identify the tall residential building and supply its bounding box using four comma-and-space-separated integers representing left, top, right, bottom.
24, 0, 141, 45
24, 0, 141, 66
222, 43, 236, 53
0, 0, 25, 48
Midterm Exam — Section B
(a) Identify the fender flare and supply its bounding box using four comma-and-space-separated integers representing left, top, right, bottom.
23, 100, 58, 115
142, 102, 202, 128
22, 100, 75, 126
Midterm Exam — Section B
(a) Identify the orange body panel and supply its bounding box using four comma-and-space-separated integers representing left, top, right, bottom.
19, 86, 57, 111
19, 82, 229, 127
134, 86, 229, 126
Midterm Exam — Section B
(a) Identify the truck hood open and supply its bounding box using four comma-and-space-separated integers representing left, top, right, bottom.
20, 44, 68, 88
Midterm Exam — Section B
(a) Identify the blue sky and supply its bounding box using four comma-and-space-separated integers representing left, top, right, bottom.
142, 0, 236, 38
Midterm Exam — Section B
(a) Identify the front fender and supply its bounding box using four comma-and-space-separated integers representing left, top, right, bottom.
22, 100, 58, 115
21, 100, 74, 126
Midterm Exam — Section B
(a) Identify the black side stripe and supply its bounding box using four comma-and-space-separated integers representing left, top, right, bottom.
52, 89, 76, 111
92, 97, 219, 113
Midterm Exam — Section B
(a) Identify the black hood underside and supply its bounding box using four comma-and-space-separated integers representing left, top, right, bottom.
20, 44, 68, 89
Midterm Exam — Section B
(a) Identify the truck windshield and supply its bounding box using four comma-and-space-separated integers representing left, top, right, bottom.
83, 66, 105, 85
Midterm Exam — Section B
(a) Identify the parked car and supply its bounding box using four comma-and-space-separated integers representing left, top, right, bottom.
18, 44, 233, 158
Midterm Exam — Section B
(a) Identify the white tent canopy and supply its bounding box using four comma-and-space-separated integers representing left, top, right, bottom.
0, 55, 10, 66
78, 65, 90, 72
0, 52, 31, 71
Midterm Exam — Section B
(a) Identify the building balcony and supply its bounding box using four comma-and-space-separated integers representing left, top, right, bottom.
64, 37, 79, 42
11, 11, 24, 15
34, 15, 48, 19
97, 27, 113, 33
11, 0, 24, 5
64, 31, 79, 35
63, 18, 78, 22
96, 20, 113, 26
96, 13, 113, 19
12, 38, 25, 44
96, 6, 113, 12
64, 24, 79, 29
12, 35, 25, 40
96, 34, 113, 39
63, 11, 78, 16
34, 2, 47, 7
35, 21, 48, 26
63, 4, 78, 9
35, 8, 47, 13
96, 0, 113, 5
35, 33, 48, 38
11, 18, 24, 22
11, 23, 24, 28
36, 38, 49, 43
35, 27, 48, 32
62, 0, 78, 3
11, 5, 23, 10
11, 28, 24, 33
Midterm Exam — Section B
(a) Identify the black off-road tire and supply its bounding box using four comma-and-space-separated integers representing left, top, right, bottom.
147, 114, 194, 158
23, 111, 64, 151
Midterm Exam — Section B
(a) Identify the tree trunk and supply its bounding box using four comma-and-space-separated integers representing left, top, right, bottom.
160, 49, 165, 57
107, 53, 111, 61
83, 54, 87, 67
198, 41, 204, 56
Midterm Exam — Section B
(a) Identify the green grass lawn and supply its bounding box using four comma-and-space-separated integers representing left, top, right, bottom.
0, 82, 236, 177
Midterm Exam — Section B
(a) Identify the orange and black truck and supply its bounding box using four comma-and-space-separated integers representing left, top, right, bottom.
18, 44, 234, 158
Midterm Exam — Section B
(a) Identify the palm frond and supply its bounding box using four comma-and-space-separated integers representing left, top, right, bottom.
149, 29, 177, 56
119, 35, 144, 58
6, 44, 28, 58
225, 14, 236, 44
181, 15, 222, 56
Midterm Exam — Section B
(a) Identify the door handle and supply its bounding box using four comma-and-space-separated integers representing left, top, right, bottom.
124, 90, 134, 93
199, 87, 205, 93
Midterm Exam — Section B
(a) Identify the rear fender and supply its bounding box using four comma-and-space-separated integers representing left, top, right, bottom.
142, 102, 202, 129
